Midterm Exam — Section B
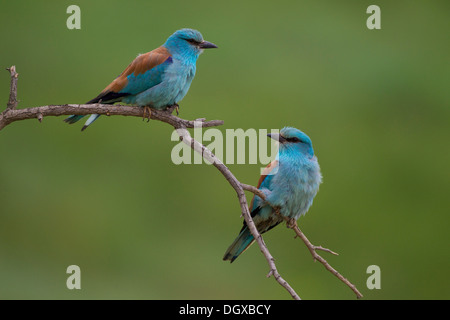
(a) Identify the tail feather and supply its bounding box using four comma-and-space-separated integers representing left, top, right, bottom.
64, 91, 130, 131
223, 227, 255, 263
63, 114, 86, 124
81, 114, 101, 131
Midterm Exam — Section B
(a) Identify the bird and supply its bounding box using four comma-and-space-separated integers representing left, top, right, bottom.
64, 28, 218, 131
223, 127, 322, 263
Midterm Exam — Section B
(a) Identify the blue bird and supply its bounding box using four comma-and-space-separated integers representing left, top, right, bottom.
223, 127, 322, 262
64, 28, 217, 131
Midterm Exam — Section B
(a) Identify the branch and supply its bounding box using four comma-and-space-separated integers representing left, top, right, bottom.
175, 127, 301, 300
287, 221, 363, 299
241, 183, 363, 299
6, 66, 19, 110
2, 65, 300, 300
0, 102, 224, 131
0, 66, 224, 131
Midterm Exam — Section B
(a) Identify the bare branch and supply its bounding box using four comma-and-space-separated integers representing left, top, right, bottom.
287, 221, 363, 299
241, 183, 267, 204
6, 66, 19, 110
0, 103, 224, 131
0, 67, 224, 131
3, 65, 362, 299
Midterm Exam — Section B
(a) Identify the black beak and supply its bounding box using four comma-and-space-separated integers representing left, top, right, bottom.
199, 40, 218, 49
267, 133, 287, 143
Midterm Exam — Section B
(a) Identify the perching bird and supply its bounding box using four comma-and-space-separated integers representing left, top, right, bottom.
223, 127, 322, 263
64, 28, 217, 131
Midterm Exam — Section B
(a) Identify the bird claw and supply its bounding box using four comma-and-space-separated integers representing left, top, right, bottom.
286, 218, 296, 229
164, 104, 179, 115
143, 106, 151, 122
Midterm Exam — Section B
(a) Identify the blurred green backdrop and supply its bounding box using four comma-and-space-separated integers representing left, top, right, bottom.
0, 0, 448, 300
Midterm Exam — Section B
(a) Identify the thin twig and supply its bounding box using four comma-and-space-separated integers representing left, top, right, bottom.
6, 66, 19, 110
241, 182, 364, 299
241, 183, 267, 204
287, 221, 363, 299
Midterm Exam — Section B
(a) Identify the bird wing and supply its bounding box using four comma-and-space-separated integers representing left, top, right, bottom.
236, 160, 280, 236
87, 46, 173, 103
249, 160, 279, 212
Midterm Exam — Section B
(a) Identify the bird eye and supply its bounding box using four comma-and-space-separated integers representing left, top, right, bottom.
186, 39, 200, 45
286, 137, 302, 143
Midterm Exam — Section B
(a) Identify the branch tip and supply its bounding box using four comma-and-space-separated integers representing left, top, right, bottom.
242, 181, 363, 299
6, 65, 19, 111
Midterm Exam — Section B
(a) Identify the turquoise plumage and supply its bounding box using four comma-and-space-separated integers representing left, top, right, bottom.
64, 28, 217, 131
223, 127, 322, 262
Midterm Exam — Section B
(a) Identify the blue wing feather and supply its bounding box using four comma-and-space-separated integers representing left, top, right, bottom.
119, 57, 173, 95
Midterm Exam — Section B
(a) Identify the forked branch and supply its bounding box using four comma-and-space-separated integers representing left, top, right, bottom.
2, 66, 363, 299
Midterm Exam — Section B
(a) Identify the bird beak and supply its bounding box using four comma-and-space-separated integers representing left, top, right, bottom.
267, 133, 287, 143
199, 41, 218, 49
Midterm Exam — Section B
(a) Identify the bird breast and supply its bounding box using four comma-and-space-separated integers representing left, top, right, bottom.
277, 157, 322, 220
162, 58, 196, 102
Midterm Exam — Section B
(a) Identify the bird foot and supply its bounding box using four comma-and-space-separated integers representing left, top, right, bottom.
286, 218, 297, 229
173, 103, 180, 116
164, 104, 179, 115
143, 106, 152, 122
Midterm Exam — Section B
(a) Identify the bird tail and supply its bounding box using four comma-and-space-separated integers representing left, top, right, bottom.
63, 91, 129, 131
63, 114, 100, 131
63, 115, 85, 124
81, 114, 101, 131
223, 226, 255, 263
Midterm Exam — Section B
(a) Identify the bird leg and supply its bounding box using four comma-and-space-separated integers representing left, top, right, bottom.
168, 103, 179, 116
142, 106, 152, 122
286, 218, 297, 229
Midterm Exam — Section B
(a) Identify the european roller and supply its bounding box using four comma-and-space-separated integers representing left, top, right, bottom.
223, 127, 322, 262
64, 28, 217, 131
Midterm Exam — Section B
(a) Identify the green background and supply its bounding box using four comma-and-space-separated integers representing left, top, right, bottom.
0, 0, 448, 299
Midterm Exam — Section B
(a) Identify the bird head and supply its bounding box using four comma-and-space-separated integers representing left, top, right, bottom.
268, 127, 315, 157
164, 28, 218, 57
